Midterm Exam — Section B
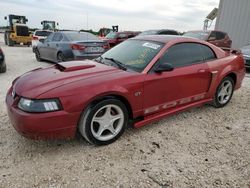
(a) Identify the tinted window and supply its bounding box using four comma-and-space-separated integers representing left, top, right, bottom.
158, 43, 204, 68
52, 33, 63, 42
200, 44, 216, 61
35, 31, 53, 37
101, 40, 163, 72
65, 32, 99, 41
215, 32, 225, 40
159, 30, 179, 35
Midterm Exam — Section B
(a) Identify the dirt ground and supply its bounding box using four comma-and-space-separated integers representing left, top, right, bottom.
0, 33, 249, 188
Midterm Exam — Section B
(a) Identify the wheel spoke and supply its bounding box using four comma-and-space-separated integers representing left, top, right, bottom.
108, 125, 116, 134
104, 106, 112, 117
93, 117, 105, 124
110, 114, 123, 124
96, 125, 105, 137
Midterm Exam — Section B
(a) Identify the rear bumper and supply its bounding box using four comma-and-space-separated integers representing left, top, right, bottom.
6, 91, 80, 140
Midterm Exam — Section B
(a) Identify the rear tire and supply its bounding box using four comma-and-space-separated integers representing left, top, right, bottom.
4, 33, 8, 45
57, 52, 65, 62
213, 76, 234, 108
0, 64, 6, 73
6, 34, 14, 46
78, 99, 128, 145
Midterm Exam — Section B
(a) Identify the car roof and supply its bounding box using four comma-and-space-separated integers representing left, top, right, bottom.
133, 35, 202, 44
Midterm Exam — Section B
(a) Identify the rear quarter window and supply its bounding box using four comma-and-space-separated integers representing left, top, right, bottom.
199, 44, 216, 61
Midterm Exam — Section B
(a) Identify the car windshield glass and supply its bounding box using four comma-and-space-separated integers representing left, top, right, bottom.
183, 31, 210, 40
101, 40, 163, 72
35, 31, 53, 37
65, 32, 99, 41
139, 30, 157, 36
106, 32, 117, 39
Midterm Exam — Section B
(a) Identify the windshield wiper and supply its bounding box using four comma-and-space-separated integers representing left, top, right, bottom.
104, 57, 127, 71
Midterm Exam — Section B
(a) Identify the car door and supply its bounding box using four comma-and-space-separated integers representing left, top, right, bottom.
39, 33, 54, 59
143, 43, 212, 115
49, 33, 63, 61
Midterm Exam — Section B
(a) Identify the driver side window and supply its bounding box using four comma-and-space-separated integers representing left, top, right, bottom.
156, 43, 204, 68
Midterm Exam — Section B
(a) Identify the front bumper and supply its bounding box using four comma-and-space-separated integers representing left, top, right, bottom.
6, 91, 80, 140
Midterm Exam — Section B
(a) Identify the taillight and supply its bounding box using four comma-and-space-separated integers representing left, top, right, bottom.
103, 43, 110, 49
71, 44, 86, 51
32, 36, 39, 40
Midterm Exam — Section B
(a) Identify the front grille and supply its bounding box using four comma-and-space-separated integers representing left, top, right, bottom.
16, 26, 29, 36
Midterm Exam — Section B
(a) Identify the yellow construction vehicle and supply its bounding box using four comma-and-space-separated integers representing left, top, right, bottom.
4, 14, 32, 46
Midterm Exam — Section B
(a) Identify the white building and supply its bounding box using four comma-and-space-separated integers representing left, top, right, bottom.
215, 0, 250, 49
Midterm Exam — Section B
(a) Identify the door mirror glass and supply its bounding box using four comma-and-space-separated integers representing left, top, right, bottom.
155, 63, 174, 73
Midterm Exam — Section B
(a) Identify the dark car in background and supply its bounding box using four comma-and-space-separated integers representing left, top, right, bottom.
183, 30, 232, 48
103, 31, 140, 47
241, 44, 250, 69
139, 29, 179, 36
0, 47, 6, 73
34, 31, 110, 62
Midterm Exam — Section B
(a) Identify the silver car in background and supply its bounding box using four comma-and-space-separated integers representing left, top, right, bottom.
34, 31, 110, 62
241, 44, 250, 69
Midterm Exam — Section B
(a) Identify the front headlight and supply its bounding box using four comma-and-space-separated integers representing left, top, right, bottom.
18, 98, 62, 113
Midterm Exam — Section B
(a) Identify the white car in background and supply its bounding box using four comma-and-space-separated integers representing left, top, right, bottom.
32, 30, 53, 52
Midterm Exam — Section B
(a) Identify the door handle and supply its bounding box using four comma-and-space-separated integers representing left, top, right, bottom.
47, 44, 49, 47
198, 69, 206, 73
56, 44, 59, 47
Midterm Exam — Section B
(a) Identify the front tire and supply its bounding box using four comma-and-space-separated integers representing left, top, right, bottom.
213, 76, 234, 108
35, 49, 42, 62
78, 99, 128, 145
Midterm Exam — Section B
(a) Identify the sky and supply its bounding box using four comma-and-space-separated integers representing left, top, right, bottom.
0, 0, 219, 32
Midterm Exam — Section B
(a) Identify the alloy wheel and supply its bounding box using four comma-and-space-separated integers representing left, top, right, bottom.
90, 104, 124, 141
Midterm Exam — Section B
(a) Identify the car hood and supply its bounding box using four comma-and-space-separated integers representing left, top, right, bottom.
13, 60, 122, 98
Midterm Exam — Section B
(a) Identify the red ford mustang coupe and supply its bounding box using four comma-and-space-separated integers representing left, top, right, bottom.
6, 35, 245, 145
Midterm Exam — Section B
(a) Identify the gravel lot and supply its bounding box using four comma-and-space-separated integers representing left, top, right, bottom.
0, 33, 249, 188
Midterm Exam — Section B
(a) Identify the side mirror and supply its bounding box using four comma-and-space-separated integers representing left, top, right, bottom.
4, 16, 7, 20
39, 39, 45, 43
41, 22, 43, 25
155, 63, 174, 73
57, 23, 59, 26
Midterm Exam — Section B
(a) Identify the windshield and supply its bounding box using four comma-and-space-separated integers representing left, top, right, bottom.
139, 30, 157, 36
43, 22, 55, 30
65, 32, 99, 41
105, 32, 117, 39
100, 40, 164, 72
183, 31, 210, 40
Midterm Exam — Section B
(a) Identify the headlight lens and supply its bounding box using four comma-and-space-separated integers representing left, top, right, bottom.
18, 98, 62, 113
